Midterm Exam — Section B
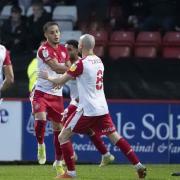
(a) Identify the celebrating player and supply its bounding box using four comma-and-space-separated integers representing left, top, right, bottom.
60, 39, 115, 167
31, 21, 72, 175
39, 34, 147, 179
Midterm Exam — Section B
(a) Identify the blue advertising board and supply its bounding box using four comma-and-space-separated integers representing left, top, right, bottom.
22, 100, 180, 163
168, 104, 180, 163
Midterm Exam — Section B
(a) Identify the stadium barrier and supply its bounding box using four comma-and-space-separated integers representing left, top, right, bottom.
0, 99, 180, 163
0, 101, 22, 161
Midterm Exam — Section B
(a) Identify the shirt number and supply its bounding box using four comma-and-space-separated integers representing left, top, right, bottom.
96, 70, 103, 90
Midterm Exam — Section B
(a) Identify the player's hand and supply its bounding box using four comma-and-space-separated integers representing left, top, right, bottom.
38, 70, 49, 80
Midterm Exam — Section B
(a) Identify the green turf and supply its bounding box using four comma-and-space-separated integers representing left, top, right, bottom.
0, 164, 179, 180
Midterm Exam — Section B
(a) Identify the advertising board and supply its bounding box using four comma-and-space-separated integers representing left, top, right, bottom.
0, 101, 22, 161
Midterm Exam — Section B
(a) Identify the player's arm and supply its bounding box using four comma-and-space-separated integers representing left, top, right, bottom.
49, 72, 73, 85
39, 46, 71, 73
1, 65, 14, 91
46, 58, 69, 74
47, 59, 82, 85
38, 71, 73, 87
65, 60, 71, 67
38, 59, 82, 85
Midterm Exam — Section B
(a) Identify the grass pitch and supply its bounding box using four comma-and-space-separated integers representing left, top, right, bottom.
0, 164, 180, 180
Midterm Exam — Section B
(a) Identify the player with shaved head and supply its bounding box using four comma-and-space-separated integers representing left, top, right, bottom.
60, 39, 115, 167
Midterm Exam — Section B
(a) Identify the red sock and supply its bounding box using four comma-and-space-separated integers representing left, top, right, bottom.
90, 134, 107, 155
54, 131, 62, 161
116, 138, 139, 165
61, 141, 75, 171
34, 120, 46, 144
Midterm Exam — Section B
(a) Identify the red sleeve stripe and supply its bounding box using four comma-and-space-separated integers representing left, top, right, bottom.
3, 50, 12, 65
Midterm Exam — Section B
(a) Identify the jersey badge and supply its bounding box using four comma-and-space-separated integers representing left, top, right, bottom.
69, 63, 77, 72
42, 49, 49, 58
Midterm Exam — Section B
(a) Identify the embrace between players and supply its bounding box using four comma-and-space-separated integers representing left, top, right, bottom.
31, 21, 147, 179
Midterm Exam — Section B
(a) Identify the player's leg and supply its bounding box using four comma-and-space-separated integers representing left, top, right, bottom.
98, 114, 146, 179
61, 104, 79, 166
47, 96, 65, 175
61, 104, 78, 125
58, 127, 75, 179
87, 129, 115, 167
34, 112, 47, 165
56, 110, 86, 179
51, 121, 65, 176
108, 131, 146, 179
31, 90, 47, 165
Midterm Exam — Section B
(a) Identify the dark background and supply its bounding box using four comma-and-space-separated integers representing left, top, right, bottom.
3, 55, 180, 99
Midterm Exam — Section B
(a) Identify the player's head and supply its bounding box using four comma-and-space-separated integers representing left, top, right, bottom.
78, 34, 95, 53
43, 21, 60, 45
65, 40, 79, 63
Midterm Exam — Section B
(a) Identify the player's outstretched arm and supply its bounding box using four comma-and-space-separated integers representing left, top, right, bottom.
38, 71, 73, 87
49, 72, 73, 86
